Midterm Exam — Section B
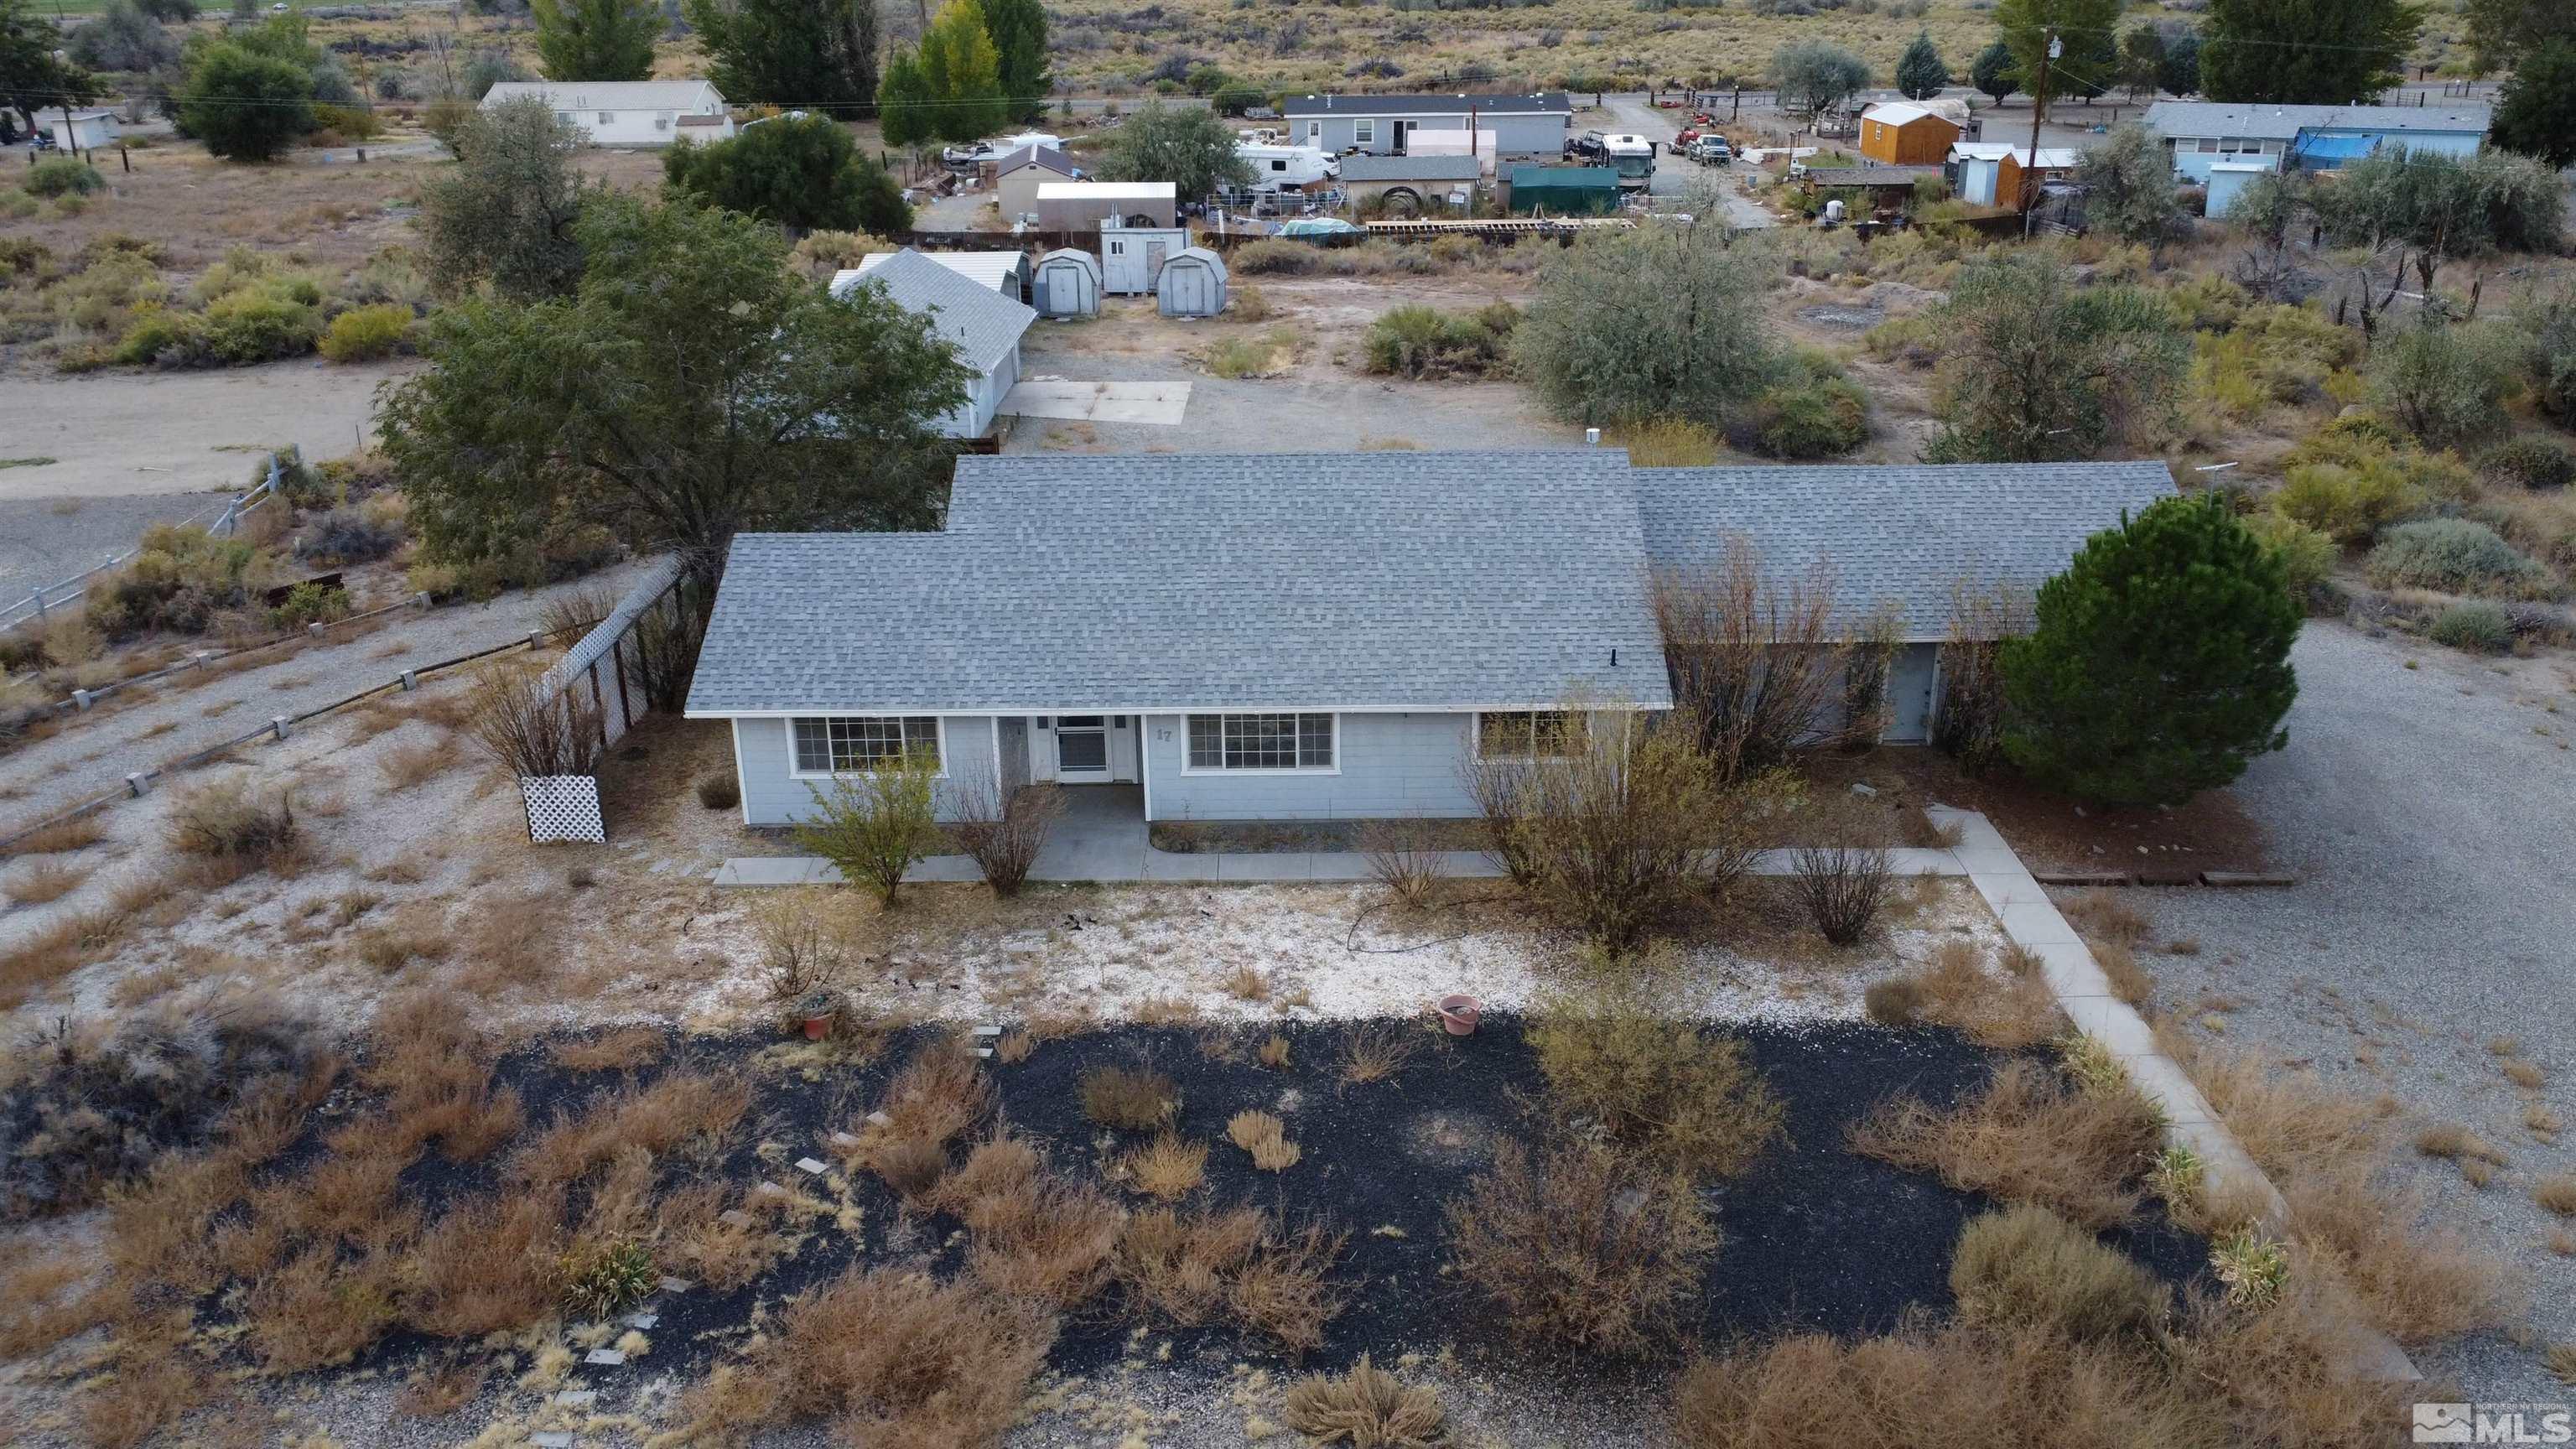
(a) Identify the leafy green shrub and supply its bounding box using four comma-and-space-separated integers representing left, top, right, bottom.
2242, 510, 2339, 604
1748, 373, 1868, 458
111, 303, 211, 366
272, 580, 350, 628
561, 1238, 657, 1319
26, 157, 106, 199
311, 103, 387, 142
2365, 519, 2549, 596
1528, 947, 1785, 1176
2428, 600, 2512, 653
1949, 1205, 2168, 1343
2479, 437, 2576, 492
202, 281, 323, 363
1613, 418, 1722, 467
2368, 320, 2525, 447
2165, 271, 2247, 332
88, 524, 274, 638
1361, 303, 1515, 379
318, 303, 414, 362
2270, 461, 2420, 547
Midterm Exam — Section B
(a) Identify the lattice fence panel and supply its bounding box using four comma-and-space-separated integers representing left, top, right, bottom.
522, 775, 605, 844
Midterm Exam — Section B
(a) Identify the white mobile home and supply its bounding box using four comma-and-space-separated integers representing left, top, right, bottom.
1280, 92, 1570, 159
479, 80, 733, 147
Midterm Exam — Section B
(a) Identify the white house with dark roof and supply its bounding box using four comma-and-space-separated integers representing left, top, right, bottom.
685, 452, 2175, 825
828, 250, 1035, 439
480, 80, 731, 147
995, 144, 1079, 224
1280, 92, 1570, 158
2140, 101, 2490, 181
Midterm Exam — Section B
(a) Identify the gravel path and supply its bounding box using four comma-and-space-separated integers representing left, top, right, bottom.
2050, 621, 2576, 1401
1602, 95, 1776, 231
0, 558, 658, 826
0, 489, 227, 610
0, 360, 409, 503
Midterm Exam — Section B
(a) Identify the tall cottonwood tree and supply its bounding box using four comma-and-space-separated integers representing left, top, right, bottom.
531, 0, 658, 82
981, 0, 1049, 122
2200, 0, 2420, 104
683, 0, 880, 112
377, 195, 970, 590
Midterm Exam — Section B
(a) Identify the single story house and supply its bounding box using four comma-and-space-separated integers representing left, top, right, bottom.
1857, 101, 1961, 165
1281, 92, 1570, 159
1946, 142, 2080, 206
994, 144, 1078, 224
1338, 153, 1483, 211
480, 79, 732, 147
828, 250, 1034, 440
1036, 180, 1178, 231
48, 108, 118, 153
2139, 101, 2490, 180
686, 451, 2174, 826
849, 249, 1031, 302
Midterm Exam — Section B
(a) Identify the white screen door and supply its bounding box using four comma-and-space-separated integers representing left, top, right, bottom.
1055, 716, 1110, 780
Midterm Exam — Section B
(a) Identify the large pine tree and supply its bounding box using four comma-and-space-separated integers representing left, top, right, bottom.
683, 0, 880, 112
981, 0, 1050, 123
1895, 33, 1950, 99
2201, 0, 2421, 104
531, 0, 658, 82
2000, 495, 2300, 807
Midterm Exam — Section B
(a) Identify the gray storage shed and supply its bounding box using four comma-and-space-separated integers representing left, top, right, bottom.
1032, 249, 1103, 318
1155, 247, 1229, 318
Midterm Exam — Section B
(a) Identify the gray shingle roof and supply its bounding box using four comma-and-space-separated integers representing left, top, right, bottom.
2141, 100, 2491, 140
1337, 153, 1484, 182
829, 248, 1033, 373
995, 143, 1074, 177
685, 451, 1670, 715
1282, 92, 1571, 117
1633, 462, 2178, 641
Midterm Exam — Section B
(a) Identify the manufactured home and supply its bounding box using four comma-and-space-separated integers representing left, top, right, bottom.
688, 452, 2174, 826
479, 80, 732, 147
2140, 101, 2490, 180
1280, 92, 1571, 159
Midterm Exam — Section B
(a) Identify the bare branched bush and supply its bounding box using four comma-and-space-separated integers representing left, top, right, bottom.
1359, 820, 1446, 908
950, 782, 1064, 899
1789, 794, 1895, 946
1445, 1138, 1719, 1354
753, 889, 843, 1004
1462, 756, 1540, 887
1654, 539, 1877, 779
630, 589, 709, 714
537, 581, 621, 642
1933, 577, 2032, 774
465, 666, 600, 778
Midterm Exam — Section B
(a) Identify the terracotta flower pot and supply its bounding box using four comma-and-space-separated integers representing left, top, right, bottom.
1434, 995, 1481, 1036
802, 1015, 833, 1041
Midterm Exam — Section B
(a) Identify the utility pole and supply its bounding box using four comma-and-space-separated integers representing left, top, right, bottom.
2022, 29, 2058, 225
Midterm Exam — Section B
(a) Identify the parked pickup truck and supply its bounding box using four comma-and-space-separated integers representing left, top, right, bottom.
1686, 136, 1733, 165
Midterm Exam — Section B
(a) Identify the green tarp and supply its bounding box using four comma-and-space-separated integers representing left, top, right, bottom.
1506, 165, 1619, 216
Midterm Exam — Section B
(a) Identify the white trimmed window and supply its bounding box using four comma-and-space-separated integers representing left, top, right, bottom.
1355, 120, 1376, 144
792, 716, 940, 773
1476, 710, 1588, 760
1186, 714, 1335, 771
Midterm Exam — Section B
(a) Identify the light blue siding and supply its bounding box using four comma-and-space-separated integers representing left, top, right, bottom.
1141, 711, 1480, 822
942, 344, 1019, 439
1292, 111, 1564, 158
732, 714, 1000, 826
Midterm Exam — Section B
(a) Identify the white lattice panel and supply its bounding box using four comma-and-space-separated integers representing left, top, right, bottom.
522, 775, 605, 844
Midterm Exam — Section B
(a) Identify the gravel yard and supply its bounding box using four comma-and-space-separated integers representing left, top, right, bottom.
2049, 621, 2576, 1401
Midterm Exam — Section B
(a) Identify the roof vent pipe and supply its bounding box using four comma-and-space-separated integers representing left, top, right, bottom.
1585, 427, 1601, 446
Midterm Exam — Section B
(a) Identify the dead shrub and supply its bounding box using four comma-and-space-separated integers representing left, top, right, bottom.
656, 1182, 776, 1293
515, 1072, 750, 1191
1227, 1218, 1348, 1355
2094, 941, 2153, 1008
550, 1026, 666, 1072
1863, 976, 1926, 1025
464, 665, 599, 778
1950, 1205, 2170, 1343
752, 889, 844, 1004
1847, 1059, 2163, 1230
1281, 1354, 1446, 1446
393, 1360, 488, 1418
950, 782, 1064, 898
1120, 1134, 1208, 1200
2536, 1176, 2576, 1217
869, 1036, 995, 1150
407, 1189, 570, 1338
377, 740, 451, 791
164, 780, 299, 867
681, 1266, 1055, 1449
4, 817, 106, 856
932, 1135, 1123, 1307
1080, 1063, 1179, 1131
1339, 1020, 1424, 1085
1527, 947, 1784, 1176
870, 1135, 951, 1199
78, 1352, 207, 1449
4, 859, 86, 905
1225, 1110, 1302, 1171
244, 1245, 401, 1371
1891, 939, 2062, 1049
538, 581, 621, 642
1114, 1203, 1344, 1349
1443, 1139, 1718, 1354
1789, 836, 1895, 945
1258, 1033, 1292, 1069
1654, 543, 1890, 776
2063, 891, 2151, 949
1359, 821, 1447, 908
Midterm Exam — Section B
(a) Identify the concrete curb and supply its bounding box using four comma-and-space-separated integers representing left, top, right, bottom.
1928, 806, 2420, 1384
711, 844, 1971, 887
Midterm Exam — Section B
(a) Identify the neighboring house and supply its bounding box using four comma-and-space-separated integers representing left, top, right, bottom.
1036, 181, 1178, 231
1337, 153, 1483, 212
1281, 92, 1571, 158
1946, 142, 2081, 206
828, 250, 1035, 440
49, 109, 118, 153
1857, 101, 1961, 165
2140, 101, 2490, 180
685, 451, 2174, 826
994, 144, 1078, 224
480, 80, 733, 147
849, 249, 1031, 303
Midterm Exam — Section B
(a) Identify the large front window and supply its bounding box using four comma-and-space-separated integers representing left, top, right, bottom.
1476, 710, 1589, 760
792, 716, 940, 773
1186, 714, 1335, 771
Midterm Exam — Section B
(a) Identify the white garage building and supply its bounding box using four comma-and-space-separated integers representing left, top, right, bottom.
480, 80, 735, 147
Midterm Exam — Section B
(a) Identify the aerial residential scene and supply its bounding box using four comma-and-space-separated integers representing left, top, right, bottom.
0, 0, 2572, 1443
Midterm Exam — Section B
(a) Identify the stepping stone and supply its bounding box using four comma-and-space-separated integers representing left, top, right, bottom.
828, 1131, 860, 1149
972, 1024, 1003, 1037
755, 1182, 788, 1199
551, 1391, 597, 1409
532, 1434, 574, 1448
718, 1210, 753, 1228
583, 1348, 625, 1366
865, 1111, 893, 1128
657, 1277, 692, 1294
624, 1311, 658, 1330
795, 1157, 828, 1175
973, 1048, 994, 1059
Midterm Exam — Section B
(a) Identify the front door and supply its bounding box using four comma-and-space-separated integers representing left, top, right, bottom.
1394, 119, 1413, 155
1055, 715, 1112, 782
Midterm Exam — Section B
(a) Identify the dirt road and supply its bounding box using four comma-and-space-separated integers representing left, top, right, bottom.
0, 359, 417, 503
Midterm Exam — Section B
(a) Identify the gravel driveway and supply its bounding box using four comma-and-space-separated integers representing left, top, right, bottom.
2053, 621, 2576, 1400
0, 559, 659, 828
0, 490, 227, 612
